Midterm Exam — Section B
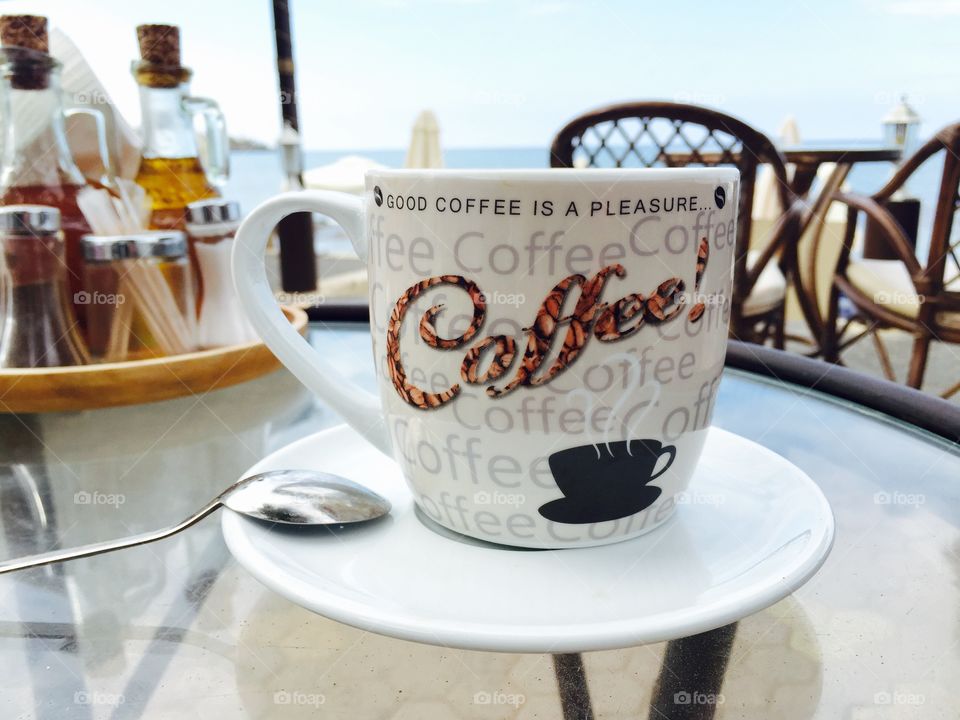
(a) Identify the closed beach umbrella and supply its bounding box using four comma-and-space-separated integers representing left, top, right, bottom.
405, 110, 443, 168
779, 115, 800, 148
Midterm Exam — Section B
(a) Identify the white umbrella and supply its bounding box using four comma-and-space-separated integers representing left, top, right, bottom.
405, 110, 443, 168
303, 155, 386, 195
778, 115, 801, 148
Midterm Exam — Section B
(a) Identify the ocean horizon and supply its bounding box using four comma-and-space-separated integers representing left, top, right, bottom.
224, 144, 940, 255
225, 146, 549, 214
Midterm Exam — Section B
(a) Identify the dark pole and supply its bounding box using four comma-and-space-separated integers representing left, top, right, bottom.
271, 0, 317, 294
649, 624, 737, 719
552, 653, 595, 720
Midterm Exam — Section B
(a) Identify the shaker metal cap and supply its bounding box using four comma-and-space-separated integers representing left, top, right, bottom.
134, 230, 187, 259
0, 205, 61, 235
186, 199, 241, 226
81, 235, 140, 261
81, 231, 187, 261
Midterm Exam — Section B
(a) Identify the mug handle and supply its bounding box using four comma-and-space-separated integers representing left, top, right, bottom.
231, 190, 390, 455
650, 445, 676, 481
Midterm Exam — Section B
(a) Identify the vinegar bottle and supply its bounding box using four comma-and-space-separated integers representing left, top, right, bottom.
0, 15, 112, 325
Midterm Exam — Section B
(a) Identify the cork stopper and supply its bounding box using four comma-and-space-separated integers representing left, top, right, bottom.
136, 24, 180, 66
0, 15, 48, 54
0, 15, 52, 90
133, 24, 189, 88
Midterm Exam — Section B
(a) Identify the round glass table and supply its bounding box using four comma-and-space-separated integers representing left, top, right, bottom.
1, 321, 957, 719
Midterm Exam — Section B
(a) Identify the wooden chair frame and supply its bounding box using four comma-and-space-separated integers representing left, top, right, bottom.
822, 122, 960, 394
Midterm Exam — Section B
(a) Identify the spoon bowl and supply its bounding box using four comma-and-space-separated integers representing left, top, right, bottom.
223, 469, 391, 525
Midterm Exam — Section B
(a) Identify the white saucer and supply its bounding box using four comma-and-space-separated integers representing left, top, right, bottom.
222, 424, 834, 653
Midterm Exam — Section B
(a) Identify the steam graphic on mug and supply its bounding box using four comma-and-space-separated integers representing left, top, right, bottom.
539, 352, 670, 524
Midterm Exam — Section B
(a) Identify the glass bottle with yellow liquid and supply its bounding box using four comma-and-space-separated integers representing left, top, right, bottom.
132, 24, 229, 308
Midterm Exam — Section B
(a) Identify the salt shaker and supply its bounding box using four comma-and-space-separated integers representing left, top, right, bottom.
0, 205, 89, 367
186, 199, 259, 348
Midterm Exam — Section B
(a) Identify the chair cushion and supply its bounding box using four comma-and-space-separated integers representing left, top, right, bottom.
742, 251, 787, 317
846, 258, 960, 330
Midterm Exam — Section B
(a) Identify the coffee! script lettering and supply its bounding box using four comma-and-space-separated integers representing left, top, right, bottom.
386, 240, 710, 410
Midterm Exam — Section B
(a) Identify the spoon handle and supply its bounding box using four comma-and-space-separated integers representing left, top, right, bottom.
0, 498, 223, 575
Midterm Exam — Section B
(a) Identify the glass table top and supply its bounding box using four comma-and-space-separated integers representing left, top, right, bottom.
1, 323, 957, 718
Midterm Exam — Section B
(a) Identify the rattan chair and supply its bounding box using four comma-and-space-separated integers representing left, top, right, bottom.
822, 122, 960, 397
550, 101, 805, 347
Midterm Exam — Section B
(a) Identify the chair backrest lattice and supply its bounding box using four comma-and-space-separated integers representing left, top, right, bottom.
551, 101, 796, 328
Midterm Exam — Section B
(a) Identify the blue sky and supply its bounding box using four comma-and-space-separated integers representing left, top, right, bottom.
4, 0, 956, 149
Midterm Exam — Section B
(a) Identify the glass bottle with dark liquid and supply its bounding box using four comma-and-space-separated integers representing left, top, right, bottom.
0, 15, 112, 325
132, 24, 229, 309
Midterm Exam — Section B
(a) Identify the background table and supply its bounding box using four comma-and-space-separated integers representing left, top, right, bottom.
782, 146, 901, 195
1, 323, 958, 719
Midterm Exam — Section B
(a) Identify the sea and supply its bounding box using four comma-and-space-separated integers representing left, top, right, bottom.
224, 146, 944, 255
225, 147, 549, 223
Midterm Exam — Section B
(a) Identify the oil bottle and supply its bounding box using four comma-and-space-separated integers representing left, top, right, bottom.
133, 24, 229, 311
132, 24, 229, 231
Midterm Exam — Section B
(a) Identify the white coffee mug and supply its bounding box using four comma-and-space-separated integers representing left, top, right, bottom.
233, 168, 738, 549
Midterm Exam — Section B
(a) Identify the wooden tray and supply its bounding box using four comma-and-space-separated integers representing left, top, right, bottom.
0, 306, 308, 414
